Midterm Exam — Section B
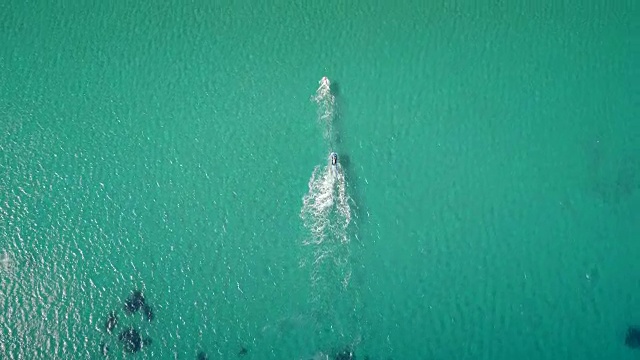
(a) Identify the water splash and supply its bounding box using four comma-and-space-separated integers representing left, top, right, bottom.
301, 163, 351, 246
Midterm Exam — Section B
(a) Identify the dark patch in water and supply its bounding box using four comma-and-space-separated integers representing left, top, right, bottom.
118, 327, 149, 353
142, 304, 154, 321
335, 348, 355, 360
626, 326, 640, 349
339, 154, 351, 168
197, 351, 209, 360
124, 290, 146, 314
330, 81, 340, 96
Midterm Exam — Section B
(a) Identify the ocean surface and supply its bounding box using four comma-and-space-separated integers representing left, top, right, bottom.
0, 1, 638, 359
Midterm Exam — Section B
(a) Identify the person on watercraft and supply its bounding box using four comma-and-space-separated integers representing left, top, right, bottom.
330, 152, 338, 166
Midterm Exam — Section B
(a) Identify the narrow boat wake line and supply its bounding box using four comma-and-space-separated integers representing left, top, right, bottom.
311, 76, 336, 145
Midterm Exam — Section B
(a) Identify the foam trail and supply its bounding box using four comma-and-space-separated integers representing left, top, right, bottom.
297, 77, 364, 354
300, 164, 353, 309
301, 163, 351, 246
311, 76, 335, 144
301, 77, 353, 291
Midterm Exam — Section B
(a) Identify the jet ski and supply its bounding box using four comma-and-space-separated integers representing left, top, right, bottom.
329, 152, 338, 177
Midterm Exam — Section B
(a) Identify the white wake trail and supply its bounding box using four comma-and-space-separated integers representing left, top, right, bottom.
295, 77, 365, 354
311, 76, 335, 144
300, 77, 354, 290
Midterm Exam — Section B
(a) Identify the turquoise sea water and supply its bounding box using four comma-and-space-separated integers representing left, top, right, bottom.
1, 1, 638, 359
